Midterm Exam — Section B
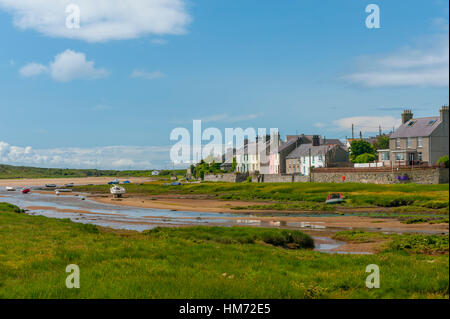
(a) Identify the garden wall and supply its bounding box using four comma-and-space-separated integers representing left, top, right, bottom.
204, 168, 448, 184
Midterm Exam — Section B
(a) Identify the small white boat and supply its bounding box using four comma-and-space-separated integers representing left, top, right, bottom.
6, 186, 16, 191
110, 185, 126, 198
55, 188, 72, 193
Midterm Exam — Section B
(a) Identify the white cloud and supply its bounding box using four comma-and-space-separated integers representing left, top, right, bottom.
130, 69, 165, 80
51, 50, 109, 82
0, 141, 172, 169
19, 62, 48, 77
332, 116, 402, 133
344, 34, 449, 88
19, 49, 109, 82
0, 0, 192, 43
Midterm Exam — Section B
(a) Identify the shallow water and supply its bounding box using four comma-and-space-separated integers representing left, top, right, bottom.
0, 188, 436, 255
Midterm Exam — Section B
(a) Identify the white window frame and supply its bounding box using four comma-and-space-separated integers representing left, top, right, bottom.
417, 137, 422, 148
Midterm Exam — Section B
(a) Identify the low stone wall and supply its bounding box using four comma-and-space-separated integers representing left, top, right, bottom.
203, 173, 248, 183
205, 168, 448, 184
310, 168, 449, 184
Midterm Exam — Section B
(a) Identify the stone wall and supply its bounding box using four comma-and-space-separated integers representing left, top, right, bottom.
203, 173, 249, 183
309, 168, 448, 184
205, 168, 448, 184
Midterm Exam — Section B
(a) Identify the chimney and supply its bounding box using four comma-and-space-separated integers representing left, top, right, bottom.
401, 109, 413, 124
312, 135, 320, 146
244, 138, 248, 146
440, 105, 449, 123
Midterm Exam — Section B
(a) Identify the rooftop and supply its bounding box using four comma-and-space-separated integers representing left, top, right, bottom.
390, 116, 441, 138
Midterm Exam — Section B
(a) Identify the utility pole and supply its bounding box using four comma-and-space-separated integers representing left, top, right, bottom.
308, 148, 312, 183
359, 131, 362, 140
379, 125, 382, 136
351, 124, 354, 139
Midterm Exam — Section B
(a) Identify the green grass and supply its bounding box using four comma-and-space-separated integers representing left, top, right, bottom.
0, 164, 155, 179
333, 230, 449, 255
0, 203, 448, 299
0, 164, 187, 179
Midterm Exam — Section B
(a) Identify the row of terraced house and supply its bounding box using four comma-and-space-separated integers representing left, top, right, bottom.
225, 106, 449, 176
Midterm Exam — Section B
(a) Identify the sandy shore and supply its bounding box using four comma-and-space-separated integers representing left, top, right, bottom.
0, 176, 153, 187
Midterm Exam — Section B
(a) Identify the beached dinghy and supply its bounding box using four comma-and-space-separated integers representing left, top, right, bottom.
325, 193, 344, 204
55, 189, 72, 195
6, 186, 16, 191
110, 185, 126, 198
21, 187, 31, 194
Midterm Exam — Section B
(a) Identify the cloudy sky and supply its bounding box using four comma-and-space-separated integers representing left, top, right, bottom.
0, 0, 448, 169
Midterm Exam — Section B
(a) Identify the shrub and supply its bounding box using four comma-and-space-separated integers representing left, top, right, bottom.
353, 153, 377, 163
437, 155, 449, 168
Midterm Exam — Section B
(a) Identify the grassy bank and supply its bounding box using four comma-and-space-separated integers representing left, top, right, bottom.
333, 230, 449, 255
0, 164, 186, 179
0, 203, 448, 299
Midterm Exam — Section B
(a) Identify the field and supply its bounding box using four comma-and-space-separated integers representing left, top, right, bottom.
0, 202, 448, 299
0, 164, 185, 179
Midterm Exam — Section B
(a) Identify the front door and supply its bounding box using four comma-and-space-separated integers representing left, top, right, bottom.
408, 153, 415, 165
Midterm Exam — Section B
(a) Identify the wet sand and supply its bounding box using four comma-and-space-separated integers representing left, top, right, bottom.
0, 176, 153, 187
90, 194, 449, 234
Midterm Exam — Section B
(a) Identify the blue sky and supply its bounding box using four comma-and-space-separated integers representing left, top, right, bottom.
0, 0, 448, 169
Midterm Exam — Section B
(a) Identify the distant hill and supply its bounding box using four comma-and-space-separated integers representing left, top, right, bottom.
0, 164, 154, 179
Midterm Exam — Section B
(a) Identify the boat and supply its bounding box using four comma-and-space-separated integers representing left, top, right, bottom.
45, 184, 57, 188
64, 183, 74, 187
110, 185, 126, 198
325, 193, 344, 204
108, 178, 119, 185
121, 180, 131, 184
6, 186, 16, 191
55, 188, 72, 193
21, 187, 31, 194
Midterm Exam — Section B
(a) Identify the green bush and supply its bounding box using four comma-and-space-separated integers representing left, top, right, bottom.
437, 155, 449, 168
353, 153, 377, 163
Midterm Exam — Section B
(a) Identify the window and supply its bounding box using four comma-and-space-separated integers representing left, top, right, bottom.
407, 137, 412, 148
418, 152, 422, 161
318, 155, 323, 162
417, 137, 422, 148
428, 120, 436, 126
407, 120, 416, 127
396, 138, 401, 149
381, 151, 390, 161
395, 153, 405, 161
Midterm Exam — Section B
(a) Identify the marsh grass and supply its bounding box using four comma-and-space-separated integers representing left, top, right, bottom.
333, 230, 449, 255
1, 203, 448, 299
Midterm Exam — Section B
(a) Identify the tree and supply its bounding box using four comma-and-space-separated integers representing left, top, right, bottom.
231, 157, 237, 172
437, 155, 449, 168
354, 153, 377, 163
350, 140, 375, 162
373, 135, 389, 150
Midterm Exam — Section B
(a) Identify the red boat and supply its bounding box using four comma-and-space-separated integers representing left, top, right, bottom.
21, 188, 31, 194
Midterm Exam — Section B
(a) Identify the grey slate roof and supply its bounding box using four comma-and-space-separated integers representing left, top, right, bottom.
390, 117, 441, 138
278, 138, 298, 152
286, 144, 337, 159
